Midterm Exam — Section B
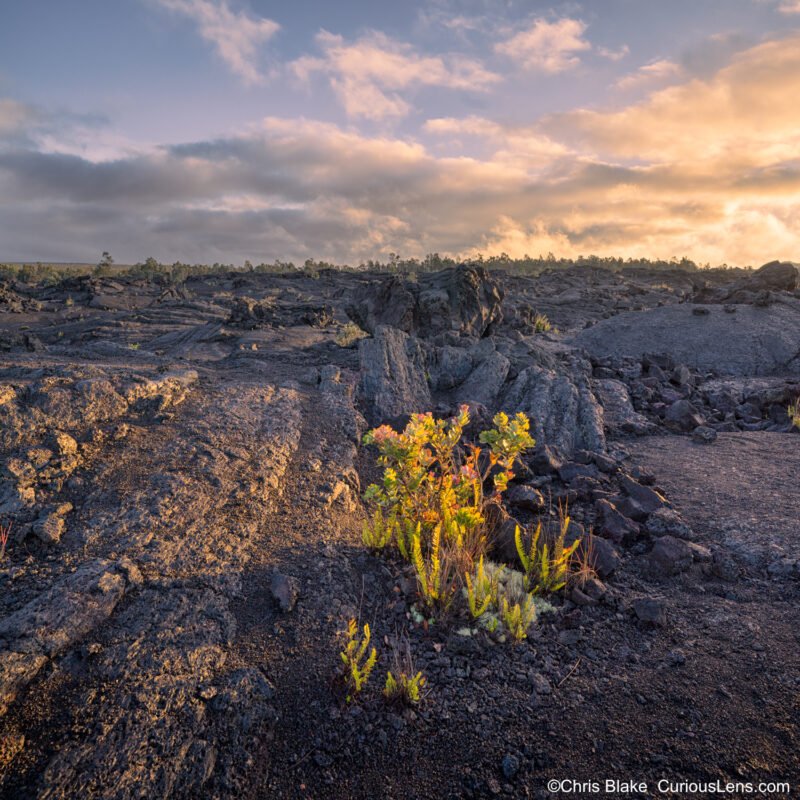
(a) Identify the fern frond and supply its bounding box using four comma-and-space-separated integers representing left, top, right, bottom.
515, 524, 529, 573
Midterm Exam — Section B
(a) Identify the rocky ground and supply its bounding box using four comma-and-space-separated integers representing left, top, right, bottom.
0, 261, 798, 799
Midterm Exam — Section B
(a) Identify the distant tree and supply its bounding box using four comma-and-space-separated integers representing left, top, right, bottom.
94, 250, 115, 277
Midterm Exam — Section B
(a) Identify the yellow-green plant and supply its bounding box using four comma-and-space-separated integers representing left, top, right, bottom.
336, 321, 367, 348
502, 594, 536, 642
789, 399, 800, 430
383, 631, 426, 705
384, 670, 426, 704
515, 513, 581, 595
411, 522, 460, 614
465, 555, 498, 618
340, 619, 377, 703
533, 312, 551, 333
362, 506, 394, 552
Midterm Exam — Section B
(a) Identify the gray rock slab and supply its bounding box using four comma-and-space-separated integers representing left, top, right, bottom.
570, 302, 800, 376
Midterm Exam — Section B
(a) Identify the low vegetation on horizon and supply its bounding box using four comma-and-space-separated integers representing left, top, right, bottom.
0, 250, 754, 287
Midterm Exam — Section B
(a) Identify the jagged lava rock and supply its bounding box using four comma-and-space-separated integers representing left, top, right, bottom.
346, 265, 503, 339
358, 326, 431, 425
502, 366, 605, 455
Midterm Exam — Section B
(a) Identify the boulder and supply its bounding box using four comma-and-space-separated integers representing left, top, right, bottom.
558, 462, 599, 483
505, 484, 545, 511
46, 431, 78, 458
664, 399, 705, 431
618, 474, 667, 513
749, 261, 799, 291
270, 571, 299, 613
32, 514, 65, 545
503, 366, 605, 455
594, 499, 640, 544
691, 425, 717, 443
358, 327, 432, 425
0, 330, 44, 352
576, 534, 620, 578
424, 344, 474, 391
227, 297, 334, 329
454, 348, 510, 407
692, 261, 799, 303
531, 444, 565, 475
649, 535, 693, 576
346, 266, 503, 339
32, 378, 128, 430
634, 597, 667, 626
593, 379, 653, 435
711, 547, 740, 581
644, 508, 692, 539
489, 510, 525, 565
0, 559, 136, 717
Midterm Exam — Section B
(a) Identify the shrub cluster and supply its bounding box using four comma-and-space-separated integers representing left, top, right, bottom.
361, 406, 579, 632
345, 407, 587, 702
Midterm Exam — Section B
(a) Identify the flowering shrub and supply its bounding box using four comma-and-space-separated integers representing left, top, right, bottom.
363, 406, 534, 556
362, 406, 535, 616
789, 399, 800, 431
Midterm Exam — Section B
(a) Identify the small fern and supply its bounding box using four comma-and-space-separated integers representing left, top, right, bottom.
384, 670, 426, 704
412, 522, 441, 607
362, 506, 394, 552
502, 595, 536, 642
465, 555, 498, 618
533, 312, 550, 333
340, 619, 377, 703
515, 515, 581, 595
411, 523, 458, 614
395, 517, 417, 561
789, 399, 800, 430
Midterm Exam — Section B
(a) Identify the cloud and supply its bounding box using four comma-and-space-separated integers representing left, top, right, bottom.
778, 0, 800, 12
0, 99, 39, 139
544, 32, 800, 169
153, 0, 279, 84
423, 115, 572, 170
494, 18, 591, 72
598, 44, 630, 62
291, 30, 500, 120
2, 35, 800, 266
615, 59, 682, 91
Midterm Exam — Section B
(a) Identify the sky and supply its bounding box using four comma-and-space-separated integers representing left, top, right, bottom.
0, 1, 799, 267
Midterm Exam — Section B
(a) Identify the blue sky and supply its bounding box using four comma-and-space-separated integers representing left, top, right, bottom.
1, 0, 798, 265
